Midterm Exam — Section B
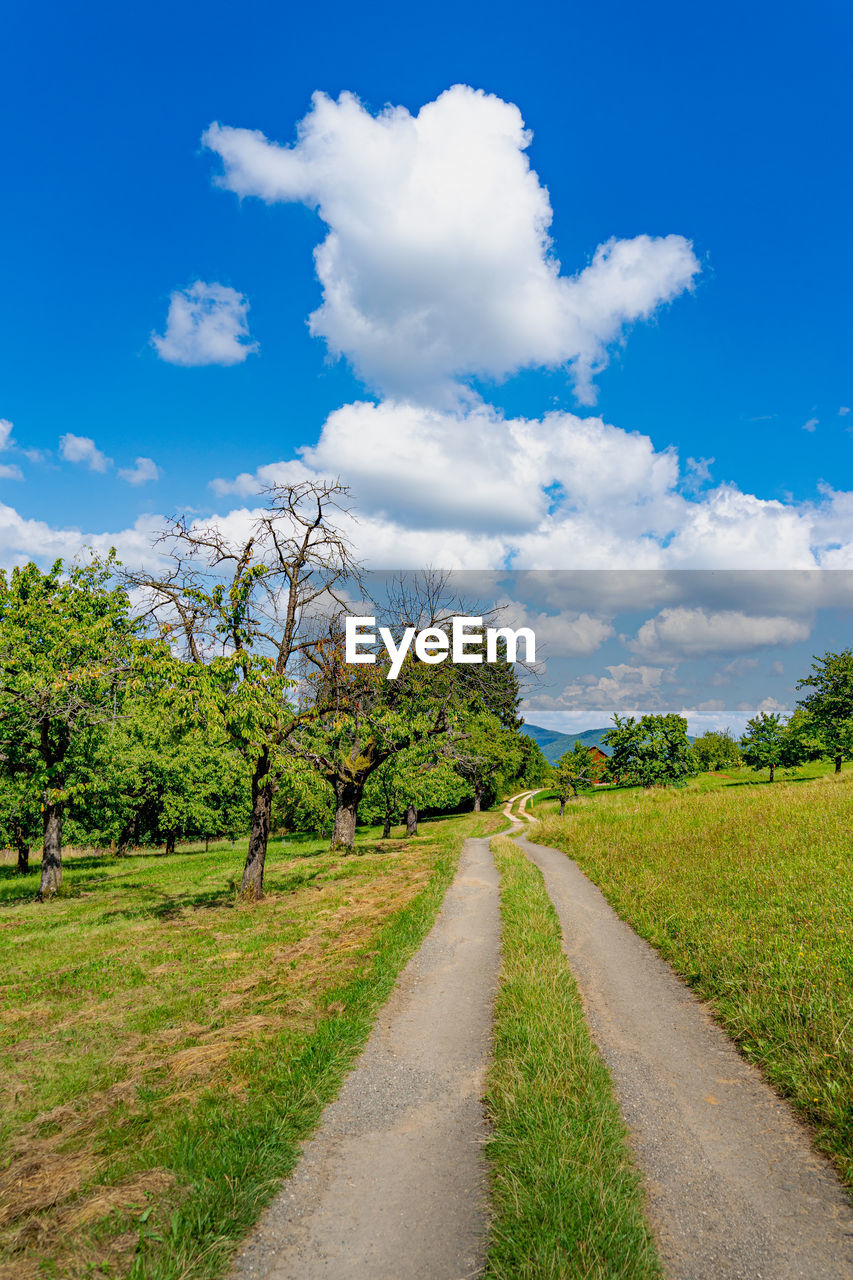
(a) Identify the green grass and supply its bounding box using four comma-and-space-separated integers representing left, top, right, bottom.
533, 771, 853, 1190
484, 834, 662, 1280
0, 811, 502, 1280
528, 756, 849, 820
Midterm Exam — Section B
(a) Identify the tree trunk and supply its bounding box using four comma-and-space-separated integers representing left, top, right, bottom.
116, 819, 134, 857
559, 797, 566, 817
382, 813, 392, 839
12, 820, 29, 874
835, 754, 843, 774
406, 803, 418, 837
241, 749, 273, 896
38, 800, 63, 897
164, 831, 176, 856
330, 779, 361, 853
473, 783, 482, 813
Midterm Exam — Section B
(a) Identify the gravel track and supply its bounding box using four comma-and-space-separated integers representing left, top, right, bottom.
229, 833, 501, 1280
515, 822, 853, 1280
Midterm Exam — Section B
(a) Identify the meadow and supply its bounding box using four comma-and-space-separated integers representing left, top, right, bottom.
532, 765, 853, 1188
0, 812, 500, 1280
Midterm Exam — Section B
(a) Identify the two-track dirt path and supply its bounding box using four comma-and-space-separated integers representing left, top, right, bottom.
231, 789, 853, 1279
230, 832, 501, 1280
513, 808, 853, 1280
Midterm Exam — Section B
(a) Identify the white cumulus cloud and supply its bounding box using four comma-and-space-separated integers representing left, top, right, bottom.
203, 86, 699, 404
59, 433, 112, 472
151, 281, 259, 367
525, 662, 676, 719
118, 457, 160, 485
629, 607, 811, 660
208, 396, 853, 571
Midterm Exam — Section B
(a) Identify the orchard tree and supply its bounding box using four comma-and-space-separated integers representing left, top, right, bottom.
131, 480, 358, 897
272, 754, 335, 837
516, 734, 550, 789
447, 713, 522, 812
294, 643, 459, 851
552, 742, 606, 815
0, 772, 41, 874
796, 649, 853, 773
739, 712, 793, 781
0, 556, 137, 897
603, 714, 695, 788
79, 697, 248, 854
781, 707, 826, 768
294, 573, 518, 850
689, 729, 741, 773
364, 742, 467, 838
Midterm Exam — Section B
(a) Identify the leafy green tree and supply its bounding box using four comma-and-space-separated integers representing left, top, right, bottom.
781, 707, 826, 768
689, 729, 741, 773
272, 754, 335, 837
295, 646, 459, 851
602, 714, 695, 788
364, 743, 467, 838
796, 649, 853, 773
71, 693, 250, 854
552, 742, 606, 815
516, 735, 550, 789
448, 712, 522, 812
0, 556, 137, 896
739, 711, 808, 781
294, 576, 522, 850
0, 772, 41, 873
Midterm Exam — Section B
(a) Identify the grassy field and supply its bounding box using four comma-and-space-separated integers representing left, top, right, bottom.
484, 828, 661, 1279
533, 769, 853, 1189
0, 812, 501, 1280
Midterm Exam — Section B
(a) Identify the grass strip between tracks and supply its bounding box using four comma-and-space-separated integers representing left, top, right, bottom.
484, 833, 662, 1280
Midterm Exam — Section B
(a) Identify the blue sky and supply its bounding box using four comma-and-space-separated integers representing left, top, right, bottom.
2, 0, 852, 728
2, 0, 850, 529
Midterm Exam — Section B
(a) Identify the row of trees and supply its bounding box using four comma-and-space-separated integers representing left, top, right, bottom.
0, 482, 548, 899
549, 651, 853, 801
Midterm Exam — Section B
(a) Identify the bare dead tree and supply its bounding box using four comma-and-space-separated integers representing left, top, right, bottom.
126, 480, 360, 897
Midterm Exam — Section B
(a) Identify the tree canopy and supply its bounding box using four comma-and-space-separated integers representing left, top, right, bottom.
602, 714, 695, 788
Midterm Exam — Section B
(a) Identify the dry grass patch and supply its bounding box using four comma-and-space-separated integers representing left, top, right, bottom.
0, 814, 477, 1278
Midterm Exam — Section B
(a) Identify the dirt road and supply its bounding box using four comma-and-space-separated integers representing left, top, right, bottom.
515, 824, 853, 1280
230, 833, 501, 1280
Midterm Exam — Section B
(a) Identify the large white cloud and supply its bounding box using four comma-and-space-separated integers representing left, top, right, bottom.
151, 281, 258, 367
210, 399, 853, 570
629, 606, 812, 660
212, 402, 684, 546
203, 86, 699, 403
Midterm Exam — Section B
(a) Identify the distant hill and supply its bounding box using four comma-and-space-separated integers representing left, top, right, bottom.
523, 721, 694, 763
522, 723, 611, 763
